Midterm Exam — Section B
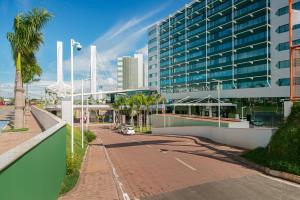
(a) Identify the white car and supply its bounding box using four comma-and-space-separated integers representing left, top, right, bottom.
122, 126, 135, 135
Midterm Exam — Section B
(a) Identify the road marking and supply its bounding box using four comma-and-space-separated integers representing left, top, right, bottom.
146, 145, 152, 148
259, 173, 300, 188
99, 137, 130, 200
175, 158, 197, 171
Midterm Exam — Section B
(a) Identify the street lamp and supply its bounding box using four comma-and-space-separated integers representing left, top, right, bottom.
81, 77, 91, 149
70, 39, 82, 156
212, 79, 222, 128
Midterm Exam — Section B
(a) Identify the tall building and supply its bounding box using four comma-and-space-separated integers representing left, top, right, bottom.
148, 0, 300, 100
117, 54, 145, 90
148, 24, 160, 89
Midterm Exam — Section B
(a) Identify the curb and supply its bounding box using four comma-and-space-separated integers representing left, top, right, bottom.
142, 134, 300, 186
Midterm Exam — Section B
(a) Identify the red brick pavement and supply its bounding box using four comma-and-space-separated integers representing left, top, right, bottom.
0, 110, 42, 155
98, 128, 257, 199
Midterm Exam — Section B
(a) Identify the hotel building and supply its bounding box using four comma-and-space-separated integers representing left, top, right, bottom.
148, 0, 300, 100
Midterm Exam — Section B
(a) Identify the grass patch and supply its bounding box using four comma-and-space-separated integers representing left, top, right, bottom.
242, 103, 300, 176
59, 125, 90, 195
3, 128, 29, 132
134, 126, 152, 134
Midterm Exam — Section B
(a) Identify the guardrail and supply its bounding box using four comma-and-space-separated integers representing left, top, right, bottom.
0, 106, 66, 200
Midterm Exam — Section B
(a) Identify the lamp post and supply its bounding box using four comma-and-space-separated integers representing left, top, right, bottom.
212, 79, 222, 128
81, 79, 84, 149
70, 39, 82, 156
86, 98, 89, 131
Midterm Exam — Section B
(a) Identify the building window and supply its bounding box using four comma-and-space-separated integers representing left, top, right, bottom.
276, 39, 300, 51
277, 78, 290, 86
149, 47, 157, 53
276, 24, 300, 33
276, 2, 300, 16
148, 28, 157, 36
149, 64, 157, 70
276, 60, 289, 69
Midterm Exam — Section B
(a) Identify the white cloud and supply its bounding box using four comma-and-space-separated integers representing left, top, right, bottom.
62, 4, 165, 92
1, 2, 168, 98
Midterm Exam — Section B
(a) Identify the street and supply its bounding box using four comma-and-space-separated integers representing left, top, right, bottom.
91, 127, 300, 200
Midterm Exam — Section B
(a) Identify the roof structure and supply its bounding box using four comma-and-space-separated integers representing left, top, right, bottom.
170, 95, 237, 107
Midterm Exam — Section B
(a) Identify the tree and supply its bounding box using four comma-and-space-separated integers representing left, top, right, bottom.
112, 101, 120, 124
145, 94, 156, 130
127, 96, 136, 127
7, 8, 52, 128
115, 95, 128, 124
132, 94, 146, 132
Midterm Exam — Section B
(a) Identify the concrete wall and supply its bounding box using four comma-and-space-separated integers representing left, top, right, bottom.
31, 106, 62, 130
152, 126, 276, 149
0, 106, 66, 200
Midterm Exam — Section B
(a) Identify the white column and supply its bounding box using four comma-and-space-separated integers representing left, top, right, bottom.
81, 79, 84, 149
70, 39, 74, 156
185, 5, 188, 91
266, 0, 271, 87
209, 107, 212, 117
86, 99, 89, 130
231, 0, 237, 89
90, 45, 97, 97
57, 41, 63, 83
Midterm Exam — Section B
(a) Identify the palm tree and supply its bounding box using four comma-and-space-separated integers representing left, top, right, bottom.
116, 95, 128, 124
145, 94, 156, 130
7, 8, 52, 128
133, 94, 146, 132
127, 96, 136, 127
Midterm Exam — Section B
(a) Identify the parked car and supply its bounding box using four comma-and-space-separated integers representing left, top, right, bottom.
122, 126, 135, 135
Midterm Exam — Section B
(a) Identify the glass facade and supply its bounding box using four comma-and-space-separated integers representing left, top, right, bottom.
153, 0, 271, 94
148, 25, 159, 88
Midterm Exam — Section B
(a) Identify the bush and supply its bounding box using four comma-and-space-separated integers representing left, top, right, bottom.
66, 154, 79, 175
60, 125, 88, 195
85, 130, 96, 142
243, 103, 300, 175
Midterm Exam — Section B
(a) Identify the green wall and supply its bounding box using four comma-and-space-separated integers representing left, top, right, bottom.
0, 126, 66, 200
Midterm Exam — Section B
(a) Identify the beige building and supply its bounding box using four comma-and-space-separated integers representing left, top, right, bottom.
117, 54, 145, 90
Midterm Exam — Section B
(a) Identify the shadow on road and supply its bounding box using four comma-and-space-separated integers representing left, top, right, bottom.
104, 139, 178, 149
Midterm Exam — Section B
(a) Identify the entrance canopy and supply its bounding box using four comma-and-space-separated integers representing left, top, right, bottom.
170, 95, 237, 107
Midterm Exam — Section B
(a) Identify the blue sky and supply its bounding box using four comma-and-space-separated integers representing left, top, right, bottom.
0, 0, 190, 97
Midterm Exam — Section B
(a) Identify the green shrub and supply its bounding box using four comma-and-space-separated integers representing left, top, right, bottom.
243, 103, 300, 175
66, 154, 79, 175
85, 130, 96, 142
60, 125, 88, 195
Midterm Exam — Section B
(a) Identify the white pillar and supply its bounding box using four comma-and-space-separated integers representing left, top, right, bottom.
113, 110, 116, 124
90, 46, 97, 97
81, 79, 84, 149
57, 41, 63, 83
86, 99, 89, 130
70, 39, 74, 156
188, 105, 192, 116
209, 107, 212, 117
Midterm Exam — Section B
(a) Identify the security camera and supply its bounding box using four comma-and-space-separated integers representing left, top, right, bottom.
76, 44, 82, 51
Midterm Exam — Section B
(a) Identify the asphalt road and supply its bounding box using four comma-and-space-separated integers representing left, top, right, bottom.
94, 127, 300, 200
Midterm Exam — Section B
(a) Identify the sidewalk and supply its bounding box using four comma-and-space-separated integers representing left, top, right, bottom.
0, 109, 42, 155
59, 129, 119, 200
